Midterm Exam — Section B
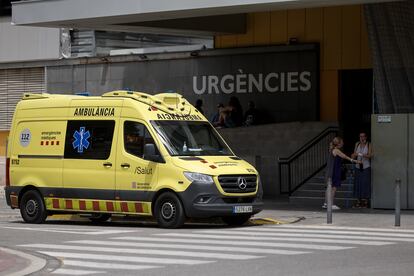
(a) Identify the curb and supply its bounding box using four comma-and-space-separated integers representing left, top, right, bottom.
46, 214, 305, 225
249, 216, 305, 225
0, 186, 4, 199
49, 215, 304, 224
0, 247, 46, 276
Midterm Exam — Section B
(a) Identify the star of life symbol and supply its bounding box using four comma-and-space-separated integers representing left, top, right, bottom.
72, 127, 90, 153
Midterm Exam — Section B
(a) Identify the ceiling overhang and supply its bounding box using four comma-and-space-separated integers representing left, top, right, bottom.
12, 0, 399, 36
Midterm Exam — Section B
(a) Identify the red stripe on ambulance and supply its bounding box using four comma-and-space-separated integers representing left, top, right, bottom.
65, 200, 73, 209
121, 202, 129, 212
79, 200, 86, 210
106, 202, 114, 211
92, 201, 100, 211
135, 203, 143, 213
52, 199, 60, 209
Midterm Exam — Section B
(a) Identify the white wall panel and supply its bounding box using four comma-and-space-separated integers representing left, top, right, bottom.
0, 17, 60, 63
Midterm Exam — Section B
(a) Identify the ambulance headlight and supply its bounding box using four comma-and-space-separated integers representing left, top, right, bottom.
184, 172, 214, 184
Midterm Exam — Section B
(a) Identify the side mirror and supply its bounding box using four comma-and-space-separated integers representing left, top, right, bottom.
144, 143, 162, 162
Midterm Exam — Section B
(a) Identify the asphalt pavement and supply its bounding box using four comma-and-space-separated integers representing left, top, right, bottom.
1, 189, 414, 276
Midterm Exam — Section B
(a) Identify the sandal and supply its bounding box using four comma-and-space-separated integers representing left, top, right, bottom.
353, 200, 361, 208
361, 199, 369, 208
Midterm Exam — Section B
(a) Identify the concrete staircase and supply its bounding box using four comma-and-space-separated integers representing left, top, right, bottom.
219, 122, 337, 198
289, 164, 357, 208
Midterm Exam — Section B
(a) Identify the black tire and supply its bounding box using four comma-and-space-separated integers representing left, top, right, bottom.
222, 215, 251, 226
89, 213, 111, 223
154, 192, 186, 228
19, 190, 47, 224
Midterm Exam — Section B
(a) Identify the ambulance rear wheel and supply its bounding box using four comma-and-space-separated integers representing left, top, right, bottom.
20, 190, 47, 224
222, 215, 251, 226
154, 192, 185, 228
89, 213, 111, 223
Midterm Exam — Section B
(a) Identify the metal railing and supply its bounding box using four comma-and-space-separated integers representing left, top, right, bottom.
278, 127, 339, 195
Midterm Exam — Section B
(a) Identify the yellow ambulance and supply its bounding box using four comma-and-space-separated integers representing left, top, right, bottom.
5, 91, 263, 228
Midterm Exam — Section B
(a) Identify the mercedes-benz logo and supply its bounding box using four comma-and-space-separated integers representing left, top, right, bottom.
238, 177, 247, 190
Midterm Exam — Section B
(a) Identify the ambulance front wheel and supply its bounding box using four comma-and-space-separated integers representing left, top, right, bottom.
19, 190, 47, 224
154, 192, 186, 228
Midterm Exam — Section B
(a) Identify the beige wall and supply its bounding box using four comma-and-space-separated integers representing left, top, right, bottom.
215, 5, 372, 122
0, 131, 8, 156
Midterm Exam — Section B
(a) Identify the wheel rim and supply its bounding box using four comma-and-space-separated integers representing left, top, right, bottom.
161, 202, 176, 220
25, 199, 38, 217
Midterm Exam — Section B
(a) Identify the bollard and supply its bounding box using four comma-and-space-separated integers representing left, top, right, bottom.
326, 178, 332, 224
395, 178, 401, 227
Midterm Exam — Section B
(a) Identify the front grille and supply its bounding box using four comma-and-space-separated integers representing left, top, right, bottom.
218, 174, 257, 193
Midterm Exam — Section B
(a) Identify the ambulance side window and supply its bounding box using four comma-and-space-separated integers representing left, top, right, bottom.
144, 126, 156, 146
64, 120, 115, 160
124, 121, 159, 160
124, 121, 145, 157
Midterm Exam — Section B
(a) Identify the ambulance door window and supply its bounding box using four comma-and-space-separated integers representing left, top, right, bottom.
124, 121, 145, 157
64, 120, 115, 160
144, 126, 156, 146
124, 121, 159, 160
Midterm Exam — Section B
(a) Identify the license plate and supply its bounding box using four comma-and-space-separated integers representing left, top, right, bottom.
233, 205, 253, 213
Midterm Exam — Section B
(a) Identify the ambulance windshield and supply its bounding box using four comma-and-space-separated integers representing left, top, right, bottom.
151, 121, 232, 156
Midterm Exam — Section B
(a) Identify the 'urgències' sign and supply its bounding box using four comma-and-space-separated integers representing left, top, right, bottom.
193, 71, 312, 95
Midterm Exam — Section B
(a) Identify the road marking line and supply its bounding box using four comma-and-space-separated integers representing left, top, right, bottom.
274, 225, 414, 233
66, 240, 311, 255
52, 268, 104, 275
37, 251, 212, 265
27, 226, 137, 232
236, 227, 414, 238
63, 260, 161, 270
113, 236, 352, 251
156, 233, 393, 246
196, 230, 414, 242
0, 226, 137, 235
18, 227, 104, 232
21, 244, 259, 260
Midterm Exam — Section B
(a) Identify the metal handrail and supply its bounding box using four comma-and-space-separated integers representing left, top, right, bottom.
279, 127, 339, 195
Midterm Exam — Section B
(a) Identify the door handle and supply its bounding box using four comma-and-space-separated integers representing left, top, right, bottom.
103, 162, 112, 168
121, 163, 130, 169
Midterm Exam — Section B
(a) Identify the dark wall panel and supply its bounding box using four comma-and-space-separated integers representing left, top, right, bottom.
47, 44, 319, 123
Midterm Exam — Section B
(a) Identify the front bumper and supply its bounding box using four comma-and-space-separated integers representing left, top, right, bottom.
4, 186, 12, 207
178, 180, 263, 218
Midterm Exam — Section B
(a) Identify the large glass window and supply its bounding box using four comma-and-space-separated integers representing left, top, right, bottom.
124, 121, 158, 160
151, 121, 232, 156
64, 120, 115, 160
